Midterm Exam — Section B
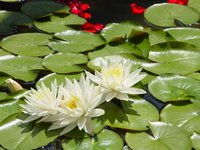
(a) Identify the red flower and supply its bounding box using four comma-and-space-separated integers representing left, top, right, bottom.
167, 0, 188, 5
130, 3, 145, 14
79, 12, 92, 19
82, 22, 104, 33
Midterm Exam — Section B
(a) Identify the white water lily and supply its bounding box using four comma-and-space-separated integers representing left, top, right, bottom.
86, 56, 146, 102
20, 80, 59, 122
48, 75, 105, 135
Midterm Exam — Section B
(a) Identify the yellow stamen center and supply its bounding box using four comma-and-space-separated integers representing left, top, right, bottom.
104, 66, 122, 78
65, 95, 79, 109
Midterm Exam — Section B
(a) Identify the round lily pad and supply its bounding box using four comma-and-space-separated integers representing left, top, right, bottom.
142, 48, 200, 75
54, 30, 105, 51
21, 1, 65, 18
165, 27, 200, 47
42, 53, 88, 73
188, 0, 200, 14
0, 115, 58, 150
36, 73, 81, 88
0, 10, 32, 33
144, 3, 200, 27
0, 55, 43, 81
34, 14, 86, 33
101, 22, 145, 42
125, 122, 192, 150
160, 102, 200, 134
1, 33, 53, 56
148, 74, 200, 102
99, 99, 159, 130
62, 129, 123, 150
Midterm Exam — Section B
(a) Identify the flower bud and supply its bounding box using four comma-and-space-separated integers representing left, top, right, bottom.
5, 78, 23, 93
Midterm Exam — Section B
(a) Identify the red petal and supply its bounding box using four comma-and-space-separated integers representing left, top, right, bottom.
70, 6, 81, 14
130, 3, 145, 14
82, 22, 95, 29
78, 3, 90, 11
79, 12, 92, 19
94, 24, 104, 31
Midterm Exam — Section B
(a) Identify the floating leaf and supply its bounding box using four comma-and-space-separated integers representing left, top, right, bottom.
42, 53, 87, 73
188, 0, 200, 14
148, 74, 200, 102
0, 99, 24, 122
125, 122, 192, 150
160, 102, 200, 134
99, 99, 159, 130
34, 14, 86, 33
1, 33, 53, 56
54, 30, 105, 51
191, 132, 200, 150
101, 22, 145, 42
88, 43, 142, 60
21, 1, 65, 18
62, 129, 123, 150
0, 10, 32, 33
0, 92, 8, 101
148, 30, 168, 46
65, 118, 104, 139
165, 27, 200, 47
49, 40, 94, 53
0, 55, 43, 81
0, 115, 58, 150
143, 49, 200, 75
36, 73, 81, 88
144, 3, 199, 27
0, 48, 11, 56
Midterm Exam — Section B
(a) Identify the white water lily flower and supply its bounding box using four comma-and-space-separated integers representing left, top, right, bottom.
48, 75, 105, 135
20, 80, 59, 122
86, 56, 146, 102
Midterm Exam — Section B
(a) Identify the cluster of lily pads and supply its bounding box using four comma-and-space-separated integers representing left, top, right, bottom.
0, 0, 200, 150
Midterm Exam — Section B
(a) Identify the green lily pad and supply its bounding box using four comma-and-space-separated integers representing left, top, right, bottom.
0, 48, 11, 56
48, 40, 94, 53
42, 53, 88, 73
34, 14, 86, 33
1, 33, 53, 56
0, 92, 7, 101
101, 22, 145, 43
0, 99, 24, 123
88, 43, 142, 60
65, 118, 104, 139
125, 122, 192, 150
144, 3, 199, 27
188, 0, 200, 14
54, 30, 105, 51
0, 114, 58, 150
188, 73, 200, 80
0, 10, 32, 33
191, 132, 200, 150
142, 49, 200, 75
21, 1, 65, 18
62, 129, 123, 150
165, 27, 200, 47
160, 102, 200, 134
36, 73, 81, 88
148, 30, 168, 46
0, 55, 43, 81
99, 98, 159, 130
148, 74, 200, 102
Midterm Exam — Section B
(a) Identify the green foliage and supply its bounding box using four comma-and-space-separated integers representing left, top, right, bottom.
125, 122, 192, 150
144, 3, 200, 27
0, 0, 200, 149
